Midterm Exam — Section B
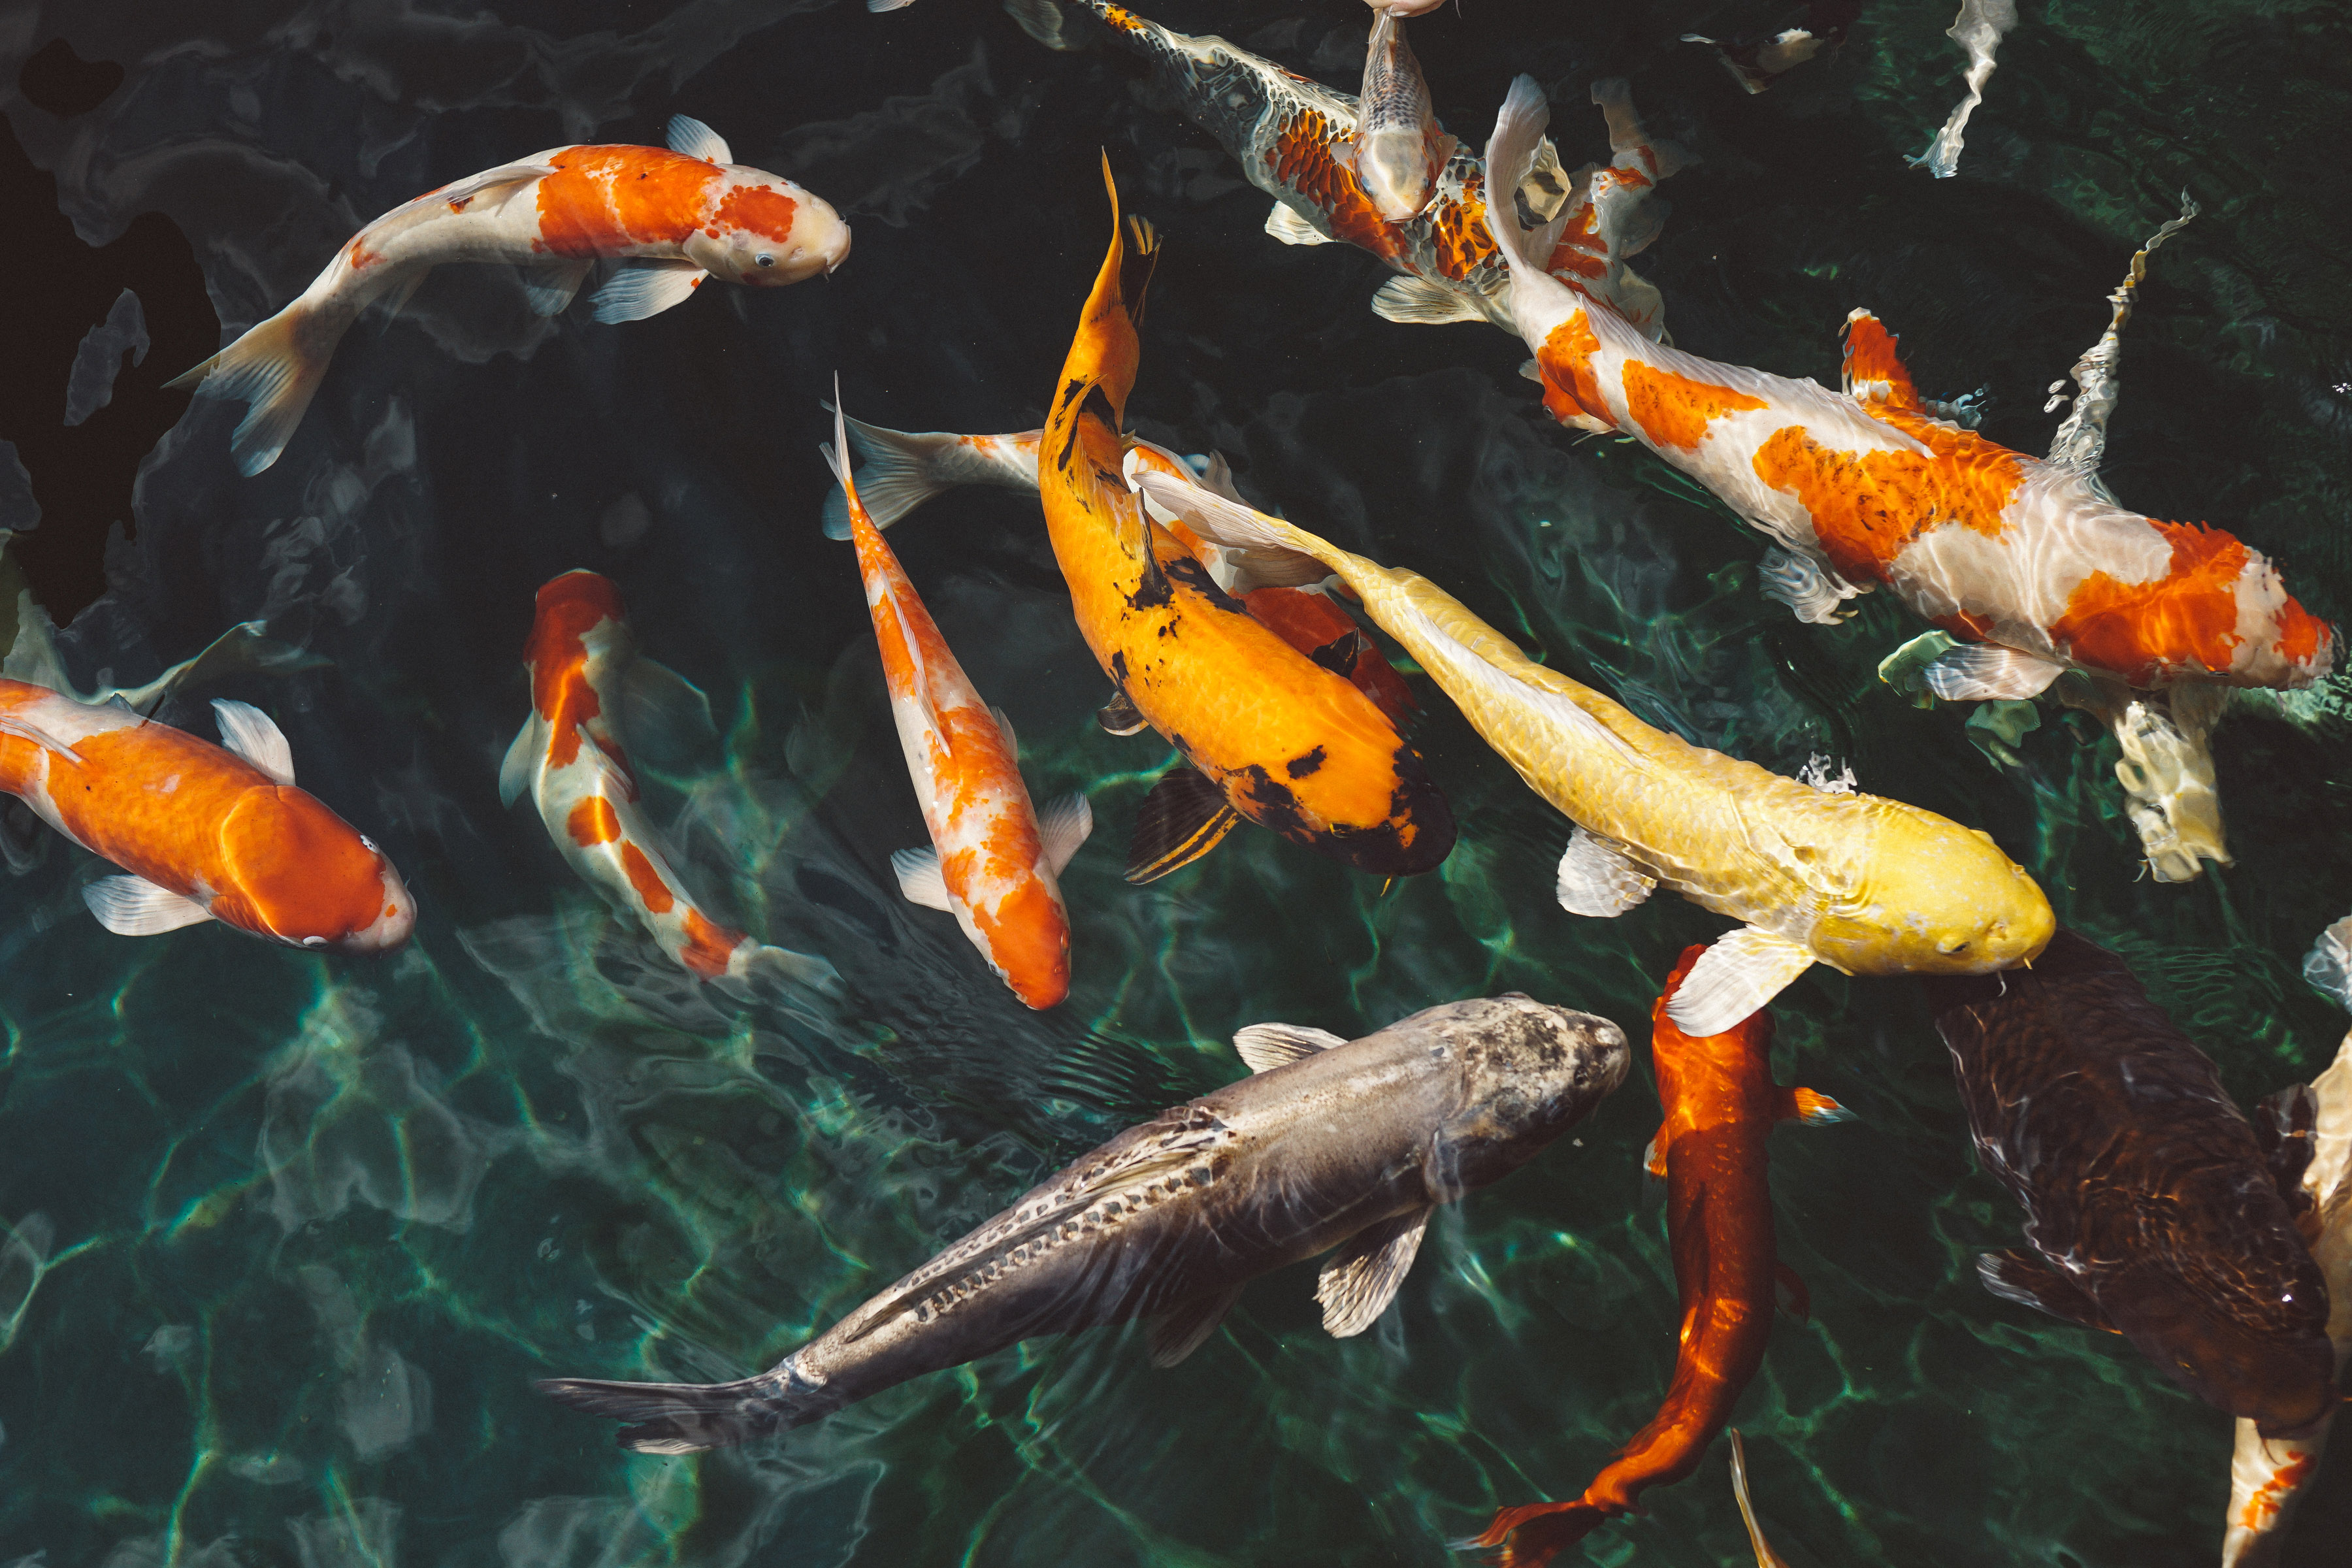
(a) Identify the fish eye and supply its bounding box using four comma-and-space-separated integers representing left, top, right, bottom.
360, 834, 378, 852
755, 253, 776, 268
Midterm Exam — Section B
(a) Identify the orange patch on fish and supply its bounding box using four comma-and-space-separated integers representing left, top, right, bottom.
619, 841, 674, 913
1749, 411, 2026, 585
968, 872, 1069, 1009
715, 183, 798, 243
1536, 314, 1616, 429
216, 787, 391, 942
1266, 110, 1401, 259
523, 574, 624, 768
534, 146, 721, 258
1621, 361, 1768, 452
2237, 1450, 2319, 1527
2047, 522, 2253, 683
677, 907, 743, 978
1842, 312, 1921, 410
566, 796, 621, 847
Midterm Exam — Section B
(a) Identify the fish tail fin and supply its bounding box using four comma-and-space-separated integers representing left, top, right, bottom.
1482, 76, 1573, 282
1120, 459, 1354, 593
1457, 1501, 1607, 1567
536, 1368, 809, 1452
1778, 1085, 1851, 1125
819, 416, 972, 539
167, 302, 340, 476
1727, 1431, 1793, 1568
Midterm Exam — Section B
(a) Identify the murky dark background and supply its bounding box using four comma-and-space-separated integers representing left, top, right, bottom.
2, 1, 2349, 1563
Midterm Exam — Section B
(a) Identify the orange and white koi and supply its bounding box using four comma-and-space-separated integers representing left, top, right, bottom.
169, 116, 849, 476
822, 404, 1091, 1009
0, 678, 412, 951
1483, 78, 2334, 702
501, 571, 836, 995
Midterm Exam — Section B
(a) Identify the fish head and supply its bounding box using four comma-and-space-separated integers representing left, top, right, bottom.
1418, 994, 1629, 1200
685, 174, 851, 286
216, 787, 417, 954
1355, 130, 1436, 223
1809, 816, 2053, 977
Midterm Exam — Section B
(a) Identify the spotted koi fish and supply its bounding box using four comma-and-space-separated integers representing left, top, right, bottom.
822, 405, 1092, 1009
1024, 0, 1678, 334
1040, 161, 1452, 885
1472, 947, 1845, 1565
169, 116, 849, 476
1484, 77, 2334, 702
0, 679, 412, 951
817, 419, 1417, 726
500, 572, 836, 996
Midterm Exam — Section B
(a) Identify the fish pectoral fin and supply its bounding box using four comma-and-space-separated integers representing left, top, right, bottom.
1776, 1086, 1852, 1126
1554, 826, 1657, 917
1774, 1263, 1810, 1320
1976, 1249, 2115, 1332
1316, 1205, 1431, 1338
1369, 275, 1490, 327
1264, 203, 1335, 246
1147, 1284, 1245, 1369
1642, 1128, 1667, 1179
1667, 926, 1814, 1036
987, 705, 1019, 758
664, 114, 732, 165
498, 715, 542, 808
890, 847, 954, 911
1096, 689, 1149, 736
1124, 768, 1241, 885
1757, 546, 1867, 626
378, 266, 434, 329
1232, 1022, 1349, 1073
210, 699, 295, 785
84, 875, 214, 937
1922, 643, 2066, 702
590, 261, 707, 325
519, 259, 593, 317
1037, 792, 1094, 876
619, 657, 720, 770
0, 713, 85, 764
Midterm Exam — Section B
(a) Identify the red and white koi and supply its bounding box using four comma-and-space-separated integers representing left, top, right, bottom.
823, 406, 1091, 1009
0, 679, 412, 951
502, 571, 835, 995
1483, 77, 2334, 702
169, 116, 849, 476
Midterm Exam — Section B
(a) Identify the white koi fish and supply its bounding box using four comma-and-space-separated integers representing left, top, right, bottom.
1353, 7, 1446, 222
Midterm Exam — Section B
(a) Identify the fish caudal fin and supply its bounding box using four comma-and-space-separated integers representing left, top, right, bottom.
1777, 1085, 1851, 1125
1122, 459, 1335, 587
536, 1369, 803, 1453
1727, 1431, 1793, 1568
1461, 1502, 1607, 1568
167, 303, 338, 476
819, 419, 971, 539
1481, 77, 1574, 282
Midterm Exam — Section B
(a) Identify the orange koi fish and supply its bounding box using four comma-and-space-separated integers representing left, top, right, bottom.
1484, 78, 2334, 702
1036, 161, 1452, 883
818, 419, 1417, 726
0, 679, 413, 951
823, 404, 1092, 1009
501, 572, 836, 996
1473, 946, 1844, 1566
170, 116, 849, 476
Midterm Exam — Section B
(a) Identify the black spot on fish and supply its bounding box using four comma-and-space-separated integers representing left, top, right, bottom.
1309, 630, 1367, 679
1127, 555, 1175, 611
1286, 747, 1326, 779
1079, 385, 1123, 433
1160, 552, 1247, 615
1110, 649, 1130, 687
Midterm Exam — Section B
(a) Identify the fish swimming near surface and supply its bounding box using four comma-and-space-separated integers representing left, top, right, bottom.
1473, 947, 1846, 1565
1352, 6, 1445, 223
538, 994, 1630, 1450
1682, 0, 1860, 95
823, 401, 1092, 1008
1032, 161, 1452, 885
1008, 0, 1680, 335
0, 679, 414, 951
1921, 930, 2334, 1437
169, 116, 851, 476
1132, 463, 2054, 1035
1481, 77, 2334, 705
500, 570, 837, 996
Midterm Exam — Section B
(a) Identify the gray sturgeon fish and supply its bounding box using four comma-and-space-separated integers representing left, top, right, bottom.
540, 994, 1629, 1451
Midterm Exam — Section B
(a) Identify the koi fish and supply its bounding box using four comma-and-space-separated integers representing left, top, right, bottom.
1921, 930, 2334, 1435
1132, 464, 2054, 1034
823, 403, 1092, 1009
817, 417, 1418, 726
169, 116, 850, 476
1472, 947, 1844, 1565
500, 571, 836, 996
1036, 163, 1452, 884
0, 679, 412, 951
1682, 1, 1859, 95
1482, 78, 2334, 701
1014, 0, 1680, 334
538, 994, 1629, 1450
1354, 6, 1444, 222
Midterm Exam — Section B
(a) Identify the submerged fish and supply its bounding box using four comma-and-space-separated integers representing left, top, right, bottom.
169, 116, 850, 476
1922, 930, 2334, 1436
500, 571, 836, 995
1482, 78, 2334, 702
1352, 7, 1445, 222
825, 403, 1092, 1009
0, 679, 413, 951
1473, 947, 1845, 1565
1034, 163, 1452, 885
538, 994, 1629, 1450
1132, 464, 2054, 1034
1682, 1, 1859, 95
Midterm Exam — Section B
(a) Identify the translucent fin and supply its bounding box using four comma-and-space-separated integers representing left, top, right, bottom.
1233, 1022, 1348, 1073
1125, 768, 1241, 884
819, 421, 975, 539
1264, 203, 1334, 246
499, 715, 541, 808
590, 261, 706, 325
211, 699, 295, 785
2304, 915, 2352, 1013
1759, 547, 1867, 625
1779, 1086, 1852, 1125
1667, 926, 1814, 1036
166, 304, 334, 477
1002, 0, 1090, 50
1370, 276, 1489, 326
618, 657, 719, 769
1728, 1431, 1793, 1568
1554, 826, 1656, 917
84, 874, 214, 936
1147, 1284, 1244, 1369
1316, 1206, 1431, 1337
1922, 643, 2066, 701
1038, 791, 1093, 875
1976, 1248, 2114, 1331
890, 846, 953, 911
536, 1369, 799, 1454
663, 115, 731, 164
520, 259, 592, 316
1096, 690, 1148, 736
1906, 0, 2019, 179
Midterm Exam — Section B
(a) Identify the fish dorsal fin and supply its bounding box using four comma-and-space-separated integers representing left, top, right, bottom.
1147, 1283, 1245, 1369
1316, 1205, 1431, 1337
1666, 926, 1814, 1035
990, 705, 1018, 756
1232, 1022, 1348, 1073
211, 700, 295, 785
1921, 642, 2066, 702
1096, 690, 1148, 736
1038, 792, 1094, 876
1554, 825, 1656, 917
0, 711, 85, 763
890, 846, 953, 911
1976, 1249, 2115, 1332
1125, 767, 1241, 884
1371, 274, 1490, 327
498, 713, 542, 808
591, 261, 706, 325
1264, 203, 1335, 246
84, 874, 214, 936
664, 115, 731, 165
1842, 310, 1923, 410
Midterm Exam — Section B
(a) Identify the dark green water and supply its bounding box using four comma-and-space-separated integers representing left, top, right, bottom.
3, 1, 2351, 1563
